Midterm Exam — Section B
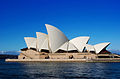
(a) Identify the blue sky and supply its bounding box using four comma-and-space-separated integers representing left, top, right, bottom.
0, 0, 120, 51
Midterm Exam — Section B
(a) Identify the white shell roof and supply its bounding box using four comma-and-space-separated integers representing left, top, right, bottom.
24, 37, 37, 49
69, 36, 90, 52
36, 32, 48, 51
45, 24, 69, 53
68, 42, 78, 51
40, 38, 49, 50
56, 42, 77, 51
86, 44, 95, 52
23, 24, 111, 54
94, 42, 110, 54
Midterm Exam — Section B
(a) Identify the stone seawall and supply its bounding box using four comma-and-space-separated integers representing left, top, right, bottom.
88, 58, 120, 62
5, 58, 120, 62
6, 59, 86, 62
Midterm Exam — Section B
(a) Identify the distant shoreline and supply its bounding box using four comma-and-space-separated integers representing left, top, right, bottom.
0, 54, 18, 59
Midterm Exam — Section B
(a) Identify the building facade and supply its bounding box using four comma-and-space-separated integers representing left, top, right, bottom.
19, 24, 118, 59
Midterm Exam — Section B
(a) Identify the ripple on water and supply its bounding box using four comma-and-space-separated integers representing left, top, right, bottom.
0, 60, 120, 79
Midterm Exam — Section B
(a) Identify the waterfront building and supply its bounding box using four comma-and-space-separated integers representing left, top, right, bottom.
19, 24, 119, 59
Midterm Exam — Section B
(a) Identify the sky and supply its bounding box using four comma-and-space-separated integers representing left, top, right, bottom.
0, 0, 120, 51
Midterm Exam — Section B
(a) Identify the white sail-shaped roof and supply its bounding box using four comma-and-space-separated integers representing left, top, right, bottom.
36, 32, 48, 51
94, 42, 110, 54
57, 42, 68, 51
68, 42, 78, 51
70, 37, 90, 52
86, 44, 95, 52
40, 38, 49, 50
45, 24, 69, 53
57, 42, 77, 51
24, 37, 37, 49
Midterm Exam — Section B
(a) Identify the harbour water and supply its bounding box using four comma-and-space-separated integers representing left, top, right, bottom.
0, 59, 120, 79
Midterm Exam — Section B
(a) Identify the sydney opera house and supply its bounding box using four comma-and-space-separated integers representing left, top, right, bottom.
17, 24, 120, 60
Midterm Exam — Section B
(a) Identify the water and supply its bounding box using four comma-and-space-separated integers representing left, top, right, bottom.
0, 60, 120, 79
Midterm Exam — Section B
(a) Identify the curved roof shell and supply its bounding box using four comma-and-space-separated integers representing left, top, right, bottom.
36, 32, 48, 51
24, 37, 37, 49
40, 38, 49, 50
56, 42, 77, 51
23, 24, 111, 54
69, 37, 90, 52
94, 42, 110, 54
86, 44, 95, 52
45, 24, 69, 53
